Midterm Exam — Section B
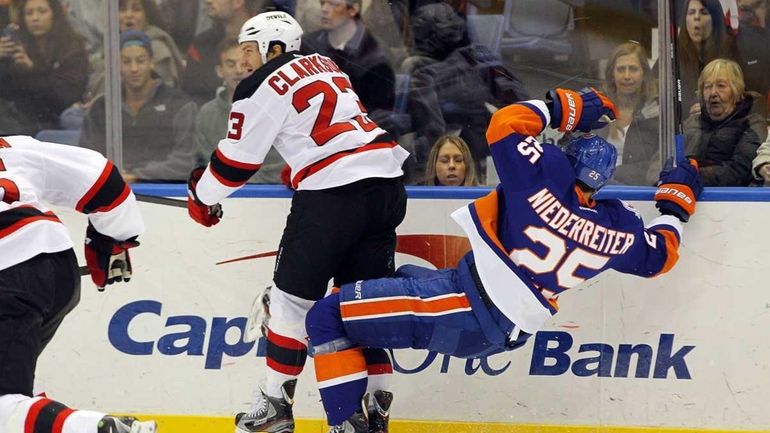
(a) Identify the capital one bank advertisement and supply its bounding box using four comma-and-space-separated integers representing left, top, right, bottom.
39, 193, 770, 431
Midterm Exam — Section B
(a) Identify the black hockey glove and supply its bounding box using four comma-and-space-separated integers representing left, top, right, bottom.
84, 223, 140, 291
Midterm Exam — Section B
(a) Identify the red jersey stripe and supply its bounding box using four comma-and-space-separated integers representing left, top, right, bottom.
291, 141, 397, 188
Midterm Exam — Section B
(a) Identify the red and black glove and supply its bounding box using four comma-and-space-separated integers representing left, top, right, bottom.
280, 164, 294, 190
546, 87, 618, 133
84, 224, 140, 291
655, 159, 703, 223
187, 167, 223, 227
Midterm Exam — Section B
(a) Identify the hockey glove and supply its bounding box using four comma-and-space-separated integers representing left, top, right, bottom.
546, 87, 618, 133
655, 159, 703, 223
243, 285, 272, 343
187, 166, 223, 227
84, 224, 140, 291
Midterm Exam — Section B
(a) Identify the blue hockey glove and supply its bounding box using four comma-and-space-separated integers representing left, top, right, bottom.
655, 159, 703, 223
546, 87, 618, 133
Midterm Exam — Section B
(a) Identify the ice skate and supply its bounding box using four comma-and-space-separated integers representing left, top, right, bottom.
328, 394, 370, 433
235, 379, 296, 433
98, 416, 157, 433
368, 390, 393, 433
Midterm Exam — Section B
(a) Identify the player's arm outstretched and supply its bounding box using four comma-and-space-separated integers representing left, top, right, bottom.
615, 158, 703, 278
187, 92, 288, 227
20, 137, 145, 289
486, 88, 617, 190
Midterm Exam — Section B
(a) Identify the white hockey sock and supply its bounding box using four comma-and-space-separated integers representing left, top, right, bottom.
0, 394, 105, 433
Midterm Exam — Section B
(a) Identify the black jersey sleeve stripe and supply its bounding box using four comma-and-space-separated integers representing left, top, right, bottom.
30, 399, 69, 433
75, 161, 130, 214
209, 148, 261, 188
0, 206, 60, 237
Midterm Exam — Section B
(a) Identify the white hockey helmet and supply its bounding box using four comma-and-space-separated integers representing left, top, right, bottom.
238, 11, 303, 63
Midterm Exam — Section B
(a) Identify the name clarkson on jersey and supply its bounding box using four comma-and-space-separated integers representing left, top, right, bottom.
268, 54, 342, 95
528, 187, 635, 255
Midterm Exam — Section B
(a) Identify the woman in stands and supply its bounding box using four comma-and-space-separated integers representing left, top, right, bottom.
682, 58, 765, 186
676, 0, 736, 113
424, 135, 480, 186
601, 41, 660, 185
0, 0, 88, 135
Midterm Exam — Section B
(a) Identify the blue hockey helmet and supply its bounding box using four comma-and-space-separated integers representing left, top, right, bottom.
564, 133, 617, 190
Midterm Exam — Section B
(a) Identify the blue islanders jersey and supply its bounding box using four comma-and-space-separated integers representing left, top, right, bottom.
451, 100, 682, 334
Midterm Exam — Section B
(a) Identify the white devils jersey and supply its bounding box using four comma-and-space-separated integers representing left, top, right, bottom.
196, 52, 409, 205
0, 136, 144, 271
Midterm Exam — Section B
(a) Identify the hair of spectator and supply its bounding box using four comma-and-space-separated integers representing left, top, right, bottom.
424, 135, 479, 186
697, 58, 746, 102
346, 0, 362, 19
15, 0, 85, 57
217, 37, 241, 63
118, 0, 166, 30
603, 41, 658, 102
677, 0, 732, 66
120, 30, 153, 57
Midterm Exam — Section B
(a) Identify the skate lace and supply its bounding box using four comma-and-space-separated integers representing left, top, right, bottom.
247, 394, 269, 418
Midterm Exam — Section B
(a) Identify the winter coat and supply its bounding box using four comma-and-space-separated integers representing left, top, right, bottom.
80, 81, 198, 181
683, 94, 765, 186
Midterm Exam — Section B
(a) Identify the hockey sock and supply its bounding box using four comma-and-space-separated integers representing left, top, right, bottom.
0, 394, 105, 433
314, 347, 368, 426
363, 348, 392, 398
265, 328, 308, 398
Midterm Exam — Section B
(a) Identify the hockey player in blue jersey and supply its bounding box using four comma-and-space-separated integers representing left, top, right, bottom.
303, 87, 704, 433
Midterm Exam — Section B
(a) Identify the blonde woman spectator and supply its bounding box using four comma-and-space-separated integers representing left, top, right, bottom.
683, 58, 766, 186
119, 0, 185, 87
601, 41, 660, 185
752, 136, 770, 185
424, 135, 479, 186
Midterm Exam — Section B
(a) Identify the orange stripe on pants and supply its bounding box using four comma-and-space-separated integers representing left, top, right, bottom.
340, 295, 470, 320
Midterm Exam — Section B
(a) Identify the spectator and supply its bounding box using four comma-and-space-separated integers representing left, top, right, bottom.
119, 0, 185, 87
0, 0, 88, 134
301, 0, 396, 117
404, 2, 528, 177
676, 0, 737, 113
682, 58, 765, 186
600, 41, 660, 185
753, 135, 770, 185
423, 135, 479, 186
159, 0, 212, 50
181, 0, 260, 104
735, 0, 770, 109
738, 0, 768, 27
59, 0, 104, 65
193, 38, 285, 183
79, 30, 197, 182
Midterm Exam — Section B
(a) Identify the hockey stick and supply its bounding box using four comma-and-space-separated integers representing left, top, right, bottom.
135, 193, 187, 208
670, 0, 685, 166
78, 194, 185, 276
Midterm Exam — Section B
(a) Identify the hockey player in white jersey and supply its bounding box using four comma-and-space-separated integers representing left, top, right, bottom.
0, 136, 156, 433
186, 11, 409, 433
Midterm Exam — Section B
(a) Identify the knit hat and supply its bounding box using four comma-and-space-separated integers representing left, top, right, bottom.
120, 30, 153, 57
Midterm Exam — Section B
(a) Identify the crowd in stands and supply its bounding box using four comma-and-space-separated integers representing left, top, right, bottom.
0, 0, 768, 187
